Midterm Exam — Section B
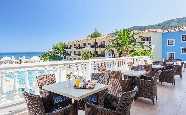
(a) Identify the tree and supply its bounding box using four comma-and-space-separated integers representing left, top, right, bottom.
52, 42, 65, 56
130, 48, 152, 56
40, 52, 50, 61
107, 28, 151, 57
81, 50, 94, 60
40, 42, 66, 61
107, 29, 136, 57
88, 28, 102, 38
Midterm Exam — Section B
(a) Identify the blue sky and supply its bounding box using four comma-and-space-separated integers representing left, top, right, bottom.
0, 0, 186, 52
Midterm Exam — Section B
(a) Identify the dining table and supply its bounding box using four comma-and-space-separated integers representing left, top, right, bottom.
122, 70, 146, 78
43, 80, 108, 115
152, 65, 164, 69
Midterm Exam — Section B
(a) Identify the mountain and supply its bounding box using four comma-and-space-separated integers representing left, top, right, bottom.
130, 17, 186, 31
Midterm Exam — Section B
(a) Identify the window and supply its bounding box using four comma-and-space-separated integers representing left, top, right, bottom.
88, 43, 91, 45
182, 35, 186, 41
181, 47, 186, 54
140, 36, 151, 41
102, 41, 105, 45
168, 52, 175, 59
167, 39, 175, 46
83, 43, 86, 47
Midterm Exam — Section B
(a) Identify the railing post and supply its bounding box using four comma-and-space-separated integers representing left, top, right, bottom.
0, 71, 4, 95
58, 65, 63, 82
13, 72, 18, 94
25, 70, 30, 92
87, 60, 91, 80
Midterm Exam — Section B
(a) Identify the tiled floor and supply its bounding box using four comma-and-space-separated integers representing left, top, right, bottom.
131, 71, 186, 115
6, 70, 186, 115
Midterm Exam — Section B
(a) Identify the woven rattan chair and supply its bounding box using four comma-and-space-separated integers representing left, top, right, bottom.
120, 79, 133, 92
78, 71, 111, 110
139, 75, 158, 104
85, 90, 136, 115
174, 65, 183, 78
91, 71, 111, 85
159, 69, 175, 85
36, 74, 72, 109
24, 92, 74, 115
153, 61, 164, 65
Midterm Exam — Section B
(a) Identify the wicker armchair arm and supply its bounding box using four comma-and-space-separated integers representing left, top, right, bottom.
48, 104, 74, 115
96, 106, 121, 115
98, 89, 109, 105
86, 103, 121, 115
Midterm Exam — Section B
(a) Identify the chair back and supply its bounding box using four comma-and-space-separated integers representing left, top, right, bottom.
108, 77, 122, 97
37, 74, 56, 89
91, 71, 110, 85
23, 92, 45, 115
154, 70, 162, 79
159, 69, 175, 84
120, 79, 133, 92
116, 90, 135, 114
153, 61, 163, 65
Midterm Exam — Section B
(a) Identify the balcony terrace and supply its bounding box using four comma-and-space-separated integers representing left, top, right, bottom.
0, 57, 185, 115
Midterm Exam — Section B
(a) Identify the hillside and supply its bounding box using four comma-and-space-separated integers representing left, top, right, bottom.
130, 17, 186, 31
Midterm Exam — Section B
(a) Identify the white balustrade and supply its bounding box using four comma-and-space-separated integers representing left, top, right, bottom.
0, 56, 151, 108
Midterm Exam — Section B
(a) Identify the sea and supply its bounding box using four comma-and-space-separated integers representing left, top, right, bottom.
0, 52, 47, 94
0, 52, 43, 59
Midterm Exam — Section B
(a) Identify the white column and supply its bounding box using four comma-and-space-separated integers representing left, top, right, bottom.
0, 71, 4, 95
25, 71, 30, 92
13, 72, 18, 94
87, 61, 91, 80
58, 66, 63, 82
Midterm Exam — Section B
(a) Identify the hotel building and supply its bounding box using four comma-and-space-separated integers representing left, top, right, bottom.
64, 31, 163, 61
162, 31, 186, 61
64, 34, 116, 60
135, 31, 163, 61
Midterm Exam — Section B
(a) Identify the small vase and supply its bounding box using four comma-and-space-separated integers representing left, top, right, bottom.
67, 79, 71, 88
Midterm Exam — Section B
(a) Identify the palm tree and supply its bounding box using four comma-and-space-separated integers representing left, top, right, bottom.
107, 29, 151, 57
107, 29, 136, 57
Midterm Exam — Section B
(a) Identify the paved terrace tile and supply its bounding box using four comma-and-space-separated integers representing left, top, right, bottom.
3, 70, 186, 115
131, 70, 186, 115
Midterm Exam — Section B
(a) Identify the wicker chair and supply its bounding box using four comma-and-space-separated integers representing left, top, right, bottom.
91, 71, 111, 85
86, 71, 121, 105
78, 71, 111, 110
159, 69, 175, 85
120, 79, 133, 92
37, 74, 71, 109
153, 61, 164, 65
138, 75, 157, 104
174, 65, 183, 78
85, 90, 136, 115
24, 92, 74, 115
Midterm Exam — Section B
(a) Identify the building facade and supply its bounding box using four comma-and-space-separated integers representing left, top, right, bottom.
135, 32, 163, 61
64, 31, 163, 61
64, 35, 116, 60
162, 31, 186, 61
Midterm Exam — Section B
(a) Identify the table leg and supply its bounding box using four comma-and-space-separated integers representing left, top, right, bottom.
72, 99, 78, 115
